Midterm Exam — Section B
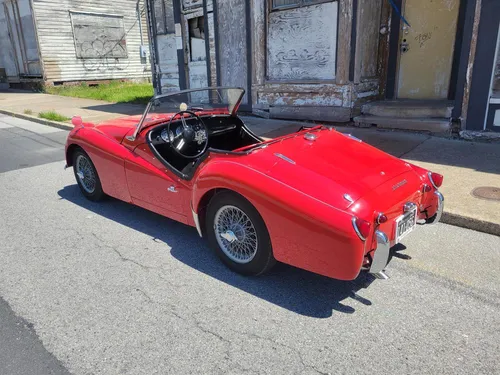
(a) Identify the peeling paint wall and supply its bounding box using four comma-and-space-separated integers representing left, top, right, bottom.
33, 0, 151, 83
461, 0, 482, 127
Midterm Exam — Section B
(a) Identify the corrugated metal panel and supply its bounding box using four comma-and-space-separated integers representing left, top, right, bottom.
32, 0, 150, 82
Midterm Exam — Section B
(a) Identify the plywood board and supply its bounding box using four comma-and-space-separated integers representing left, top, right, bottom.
267, 2, 338, 80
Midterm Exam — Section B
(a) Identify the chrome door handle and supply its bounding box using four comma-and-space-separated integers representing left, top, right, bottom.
168, 186, 178, 193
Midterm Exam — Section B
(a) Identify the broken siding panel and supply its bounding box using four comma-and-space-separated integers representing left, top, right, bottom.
354, 0, 381, 82
256, 83, 347, 106
267, 2, 338, 80
33, 0, 149, 82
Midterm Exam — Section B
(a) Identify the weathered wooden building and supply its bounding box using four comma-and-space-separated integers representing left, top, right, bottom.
146, 0, 499, 133
0, 0, 151, 86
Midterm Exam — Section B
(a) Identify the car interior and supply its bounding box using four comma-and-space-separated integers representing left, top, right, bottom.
147, 114, 262, 179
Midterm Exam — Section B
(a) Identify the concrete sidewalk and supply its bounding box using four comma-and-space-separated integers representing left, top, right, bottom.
1, 89, 499, 236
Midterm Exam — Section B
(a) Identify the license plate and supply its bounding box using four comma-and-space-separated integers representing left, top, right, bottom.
394, 207, 417, 243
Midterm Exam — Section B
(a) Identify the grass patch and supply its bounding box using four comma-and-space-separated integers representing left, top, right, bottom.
44, 81, 154, 104
23, 109, 33, 115
38, 110, 71, 122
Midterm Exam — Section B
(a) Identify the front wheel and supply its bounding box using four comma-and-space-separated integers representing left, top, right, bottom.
72, 148, 105, 201
206, 191, 276, 276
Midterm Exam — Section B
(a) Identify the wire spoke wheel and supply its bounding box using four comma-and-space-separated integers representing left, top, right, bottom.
214, 205, 258, 264
75, 154, 96, 194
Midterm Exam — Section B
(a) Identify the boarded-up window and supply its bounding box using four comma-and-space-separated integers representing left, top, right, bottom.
70, 12, 128, 59
267, 2, 338, 80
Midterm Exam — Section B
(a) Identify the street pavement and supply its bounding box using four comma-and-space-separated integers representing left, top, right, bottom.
0, 115, 499, 374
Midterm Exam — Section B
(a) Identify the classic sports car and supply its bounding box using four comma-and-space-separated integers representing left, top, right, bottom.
65, 87, 444, 281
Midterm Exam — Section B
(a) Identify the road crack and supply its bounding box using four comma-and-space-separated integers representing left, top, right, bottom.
91, 232, 153, 270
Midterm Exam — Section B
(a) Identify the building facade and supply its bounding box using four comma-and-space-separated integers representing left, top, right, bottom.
0, 0, 151, 86
146, 0, 499, 133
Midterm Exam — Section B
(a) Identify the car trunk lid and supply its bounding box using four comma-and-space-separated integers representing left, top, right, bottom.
261, 129, 414, 210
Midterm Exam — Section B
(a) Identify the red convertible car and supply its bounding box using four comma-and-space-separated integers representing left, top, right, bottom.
65, 87, 444, 281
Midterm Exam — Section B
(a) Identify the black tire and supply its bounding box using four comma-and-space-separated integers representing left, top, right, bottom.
206, 191, 276, 276
72, 148, 106, 202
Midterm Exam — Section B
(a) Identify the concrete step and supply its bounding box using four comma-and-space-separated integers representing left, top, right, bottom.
362, 100, 453, 118
353, 115, 451, 134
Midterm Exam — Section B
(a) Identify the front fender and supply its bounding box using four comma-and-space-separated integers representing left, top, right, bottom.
66, 127, 132, 203
192, 160, 365, 280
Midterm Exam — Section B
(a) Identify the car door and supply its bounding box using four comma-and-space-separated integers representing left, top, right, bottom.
124, 142, 190, 224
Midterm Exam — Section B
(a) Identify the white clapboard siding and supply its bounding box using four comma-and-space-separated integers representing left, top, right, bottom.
33, 0, 150, 82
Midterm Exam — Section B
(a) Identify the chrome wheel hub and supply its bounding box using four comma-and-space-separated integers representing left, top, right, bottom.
214, 205, 258, 264
75, 154, 96, 194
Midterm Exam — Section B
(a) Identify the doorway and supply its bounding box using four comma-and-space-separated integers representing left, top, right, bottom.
394, 0, 460, 99
3, 0, 40, 78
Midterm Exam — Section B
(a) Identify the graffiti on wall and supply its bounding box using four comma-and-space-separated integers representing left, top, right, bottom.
70, 11, 129, 71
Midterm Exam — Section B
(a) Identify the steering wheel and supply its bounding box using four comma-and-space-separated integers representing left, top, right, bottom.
166, 110, 209, 159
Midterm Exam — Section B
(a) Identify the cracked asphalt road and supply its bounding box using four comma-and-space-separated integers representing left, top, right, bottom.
0, 116, 499, 374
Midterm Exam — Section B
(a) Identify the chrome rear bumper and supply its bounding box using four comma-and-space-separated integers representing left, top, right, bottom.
368, 190, 444, 279
369, 230, 390, 279
429, 190, 444, 224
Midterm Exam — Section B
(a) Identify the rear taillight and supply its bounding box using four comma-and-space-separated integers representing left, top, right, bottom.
428, 172, 443, 188
376, 213, 388, 224
422, 184, 432, 193
352, 217, 371, 241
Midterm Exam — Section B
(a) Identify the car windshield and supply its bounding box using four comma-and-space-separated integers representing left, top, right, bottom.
127, 87, 245, 140
143, 87, 244, 122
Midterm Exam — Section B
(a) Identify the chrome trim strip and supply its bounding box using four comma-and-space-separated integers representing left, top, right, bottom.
351, 217, 366, 241
344, 193, 354, 204
343, 133, 362, 142
428, 171, 438, 189
431, 191, 444, 225
191, 206, 203, 237
370, 230, 390, 274
274, 153, 296, 164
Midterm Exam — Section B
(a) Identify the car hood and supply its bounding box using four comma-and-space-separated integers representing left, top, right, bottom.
90, 115, 142, 143
258, 129, 415, 210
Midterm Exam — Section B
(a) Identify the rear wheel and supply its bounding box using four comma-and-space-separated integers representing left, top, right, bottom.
206, 191, 276, 276
72, 149, 105, 201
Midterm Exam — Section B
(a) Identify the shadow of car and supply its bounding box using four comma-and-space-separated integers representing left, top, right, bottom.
58, 184, 380, 318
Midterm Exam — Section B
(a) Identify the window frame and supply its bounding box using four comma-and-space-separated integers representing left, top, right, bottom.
269, 0, 335, 12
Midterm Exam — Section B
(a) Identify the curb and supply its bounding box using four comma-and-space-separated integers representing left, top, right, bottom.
0, 109, 73, 131
441, 212, 500, 237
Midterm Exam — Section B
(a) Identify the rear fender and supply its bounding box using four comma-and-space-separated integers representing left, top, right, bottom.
192, 161, 365, 280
